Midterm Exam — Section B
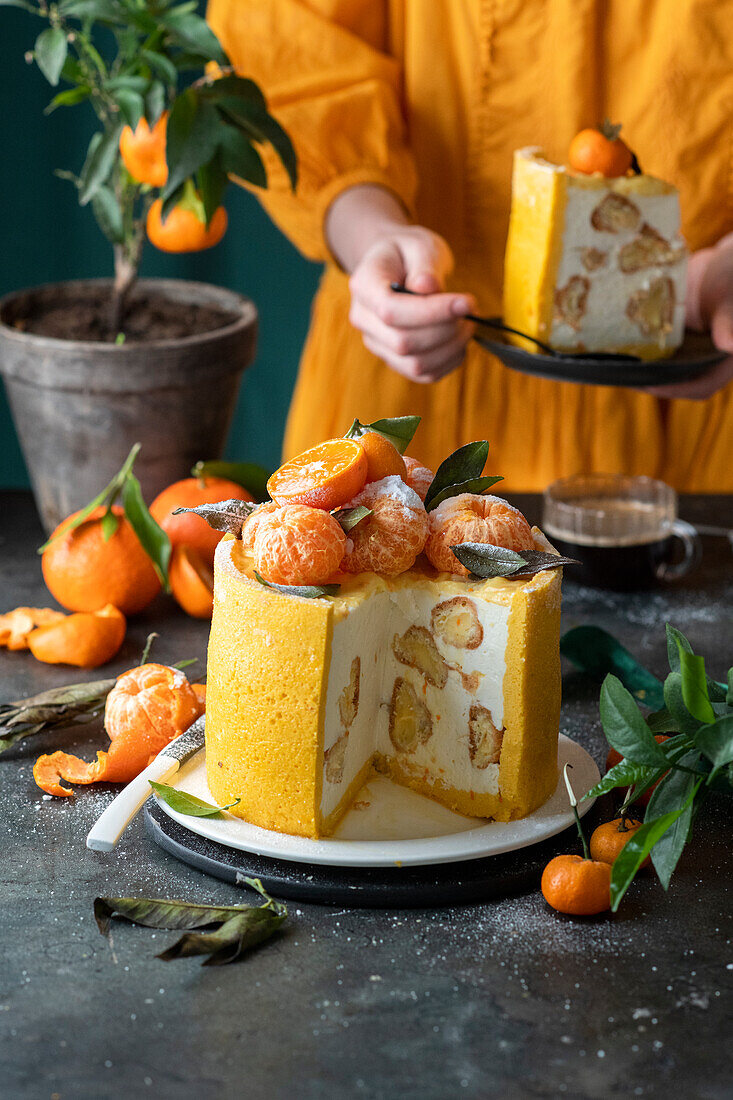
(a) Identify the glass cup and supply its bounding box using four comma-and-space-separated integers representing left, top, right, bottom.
542, 474, 701, 589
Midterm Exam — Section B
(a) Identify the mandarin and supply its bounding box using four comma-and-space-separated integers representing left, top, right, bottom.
541, 854, 611, 916
150, 476, 254, 564
358, 431, 407, 483
253, 504, 346, 586
119, 114, 168, 187
425, 494, 533, 575
42, 506, 160, 615
590, 818, 650, 868
402, 456, 434, 502
267, 438, 368, 511
169, 544, 214, 619
568, 122, 633, 178
146, 199, 227, 253
340, 476, 429, 576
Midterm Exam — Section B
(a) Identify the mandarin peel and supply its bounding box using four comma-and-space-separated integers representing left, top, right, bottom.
27, 604, 126, 669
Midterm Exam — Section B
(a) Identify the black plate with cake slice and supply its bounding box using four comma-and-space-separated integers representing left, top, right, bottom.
472, 322, 726, 388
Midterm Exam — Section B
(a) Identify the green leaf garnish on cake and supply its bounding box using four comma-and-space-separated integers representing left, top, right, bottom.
173, 499, 258, 539
450, 544, 579, 579
149, 781, 240, 817
423, 441, 503, 512
254, 571, 340, 599
344, 415, 421, 454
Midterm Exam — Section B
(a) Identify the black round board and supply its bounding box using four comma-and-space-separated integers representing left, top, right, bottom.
474, 325, 725, 387
145, 798, 607, 909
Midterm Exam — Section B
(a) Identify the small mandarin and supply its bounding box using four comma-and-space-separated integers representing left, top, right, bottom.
267, 438, 368, 511
146, 200, 227, 253
119, 114, 168, 187
590, 818, 650, 868
358, 431, 407, 483
253, 504, 346, 586
568, 121, 633, 178
541, 854, 611, 916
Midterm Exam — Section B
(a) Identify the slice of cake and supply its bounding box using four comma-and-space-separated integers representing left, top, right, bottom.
503, 146, 688, 359
205, 537, 561, 838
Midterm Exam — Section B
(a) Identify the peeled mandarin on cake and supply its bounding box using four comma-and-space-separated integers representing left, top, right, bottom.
253, 504, 346, 585
340, 476, 428, 576
267, 439, 368, 510
402, 456, 434, 502
425, 494, 533, 575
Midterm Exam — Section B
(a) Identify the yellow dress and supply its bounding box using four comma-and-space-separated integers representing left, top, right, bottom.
207, 0, 733, 491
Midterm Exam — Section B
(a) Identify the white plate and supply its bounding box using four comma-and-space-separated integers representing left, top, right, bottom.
151, 734, 599, 868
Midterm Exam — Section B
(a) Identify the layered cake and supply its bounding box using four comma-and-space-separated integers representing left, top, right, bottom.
202, 422, 564, 839
503, 145, 688, 359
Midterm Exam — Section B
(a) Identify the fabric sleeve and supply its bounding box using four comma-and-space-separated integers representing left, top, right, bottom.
206, 0, 417, 262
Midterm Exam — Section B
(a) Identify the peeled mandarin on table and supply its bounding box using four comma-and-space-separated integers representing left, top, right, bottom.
267, 438, 368, 510
42, 505, 160, 615
33, 662, 204, 796
541, 854, 612, 916
150, 476, 254, 564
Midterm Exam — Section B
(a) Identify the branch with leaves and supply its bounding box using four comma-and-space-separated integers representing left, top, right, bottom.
8, 0, 296, 332
568, 623, 732, 910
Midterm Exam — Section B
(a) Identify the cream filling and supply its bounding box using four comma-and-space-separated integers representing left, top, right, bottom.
550, 187, 687, 351
320, 586, 510, 820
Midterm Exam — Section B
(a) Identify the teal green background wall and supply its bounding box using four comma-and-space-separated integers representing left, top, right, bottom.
0, 9, 323, 488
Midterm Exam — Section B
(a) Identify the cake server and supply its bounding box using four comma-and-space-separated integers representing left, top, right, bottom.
86, 715, 205, 852
389, 283, 641, 362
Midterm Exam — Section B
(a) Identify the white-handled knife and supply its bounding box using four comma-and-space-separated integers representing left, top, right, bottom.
86, 715, 206, 852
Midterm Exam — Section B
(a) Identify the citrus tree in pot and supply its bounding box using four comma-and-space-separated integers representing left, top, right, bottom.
0, 0, 296, 532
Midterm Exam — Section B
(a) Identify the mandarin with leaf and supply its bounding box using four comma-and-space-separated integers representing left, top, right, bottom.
150, 476, 254, 564
42, 506, 160, 615
146, 199, 227, 253
590, 817, 650, 868
568, 120, 634, 177
119, 114, 168, 187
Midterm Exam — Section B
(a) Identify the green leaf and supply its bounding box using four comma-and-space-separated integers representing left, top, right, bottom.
105, 74, 150, 94
646, 708, 680, 734
94, 879, 286, 967
91, 185, 125, 243
695, 715, 733, 768
560, 625, 666, 709
121, 474, 171, 590
217, 100, 297, 190
145, 81, 167, 127
677, 644, 715, 725
425, 475, 504, 511
173, 499, 257, 540
115, 88, 145, 129
59, 0, 123, 20
161, 10, 227, 65
599, 674, 671, 766
163, 89, 221, 200
664, 671, 705, 735
191, 460, 272, 503
254, 572, 340, 600
45, 86, 91, 114
0, 677, 115, 755
149, 781, 239, 818
38, 443, 140, 552
646, 751, 701, 889
609, 795, 697, 911
218, 127, 267, 188
583, 757, 659, 801
449, 544, 577, 579
34, 27, 68, 87
140, 49, 178, 86
666, 623, 693, 672
424, 441, 489, 510
332, 505, 371, 534
201, 74, 266, 109
344, 415, 421, 455
727, 669, 733, 707
0, 1, 39, 11
100, 506, 120, 541
79, 126, 121, 206
197, 160, 229, 226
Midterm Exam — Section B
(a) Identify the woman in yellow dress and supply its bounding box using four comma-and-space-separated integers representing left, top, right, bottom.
207, 0, 733, 491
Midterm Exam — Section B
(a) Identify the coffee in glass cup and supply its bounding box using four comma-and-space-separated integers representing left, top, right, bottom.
542, 474, 701, 589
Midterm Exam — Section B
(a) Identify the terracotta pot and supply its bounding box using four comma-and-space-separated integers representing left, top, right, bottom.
0, 278, 257, 532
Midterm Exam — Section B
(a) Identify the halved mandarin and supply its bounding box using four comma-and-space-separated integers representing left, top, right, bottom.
267, 439, 368, 511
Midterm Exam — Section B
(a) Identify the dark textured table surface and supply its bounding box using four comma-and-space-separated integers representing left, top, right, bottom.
1, 490, 731, 1100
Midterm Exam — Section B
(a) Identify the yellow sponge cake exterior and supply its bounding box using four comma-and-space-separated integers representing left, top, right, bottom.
205, 533, 562, 838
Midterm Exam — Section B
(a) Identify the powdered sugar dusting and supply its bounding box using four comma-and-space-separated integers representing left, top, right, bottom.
347, 475, 425, 513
